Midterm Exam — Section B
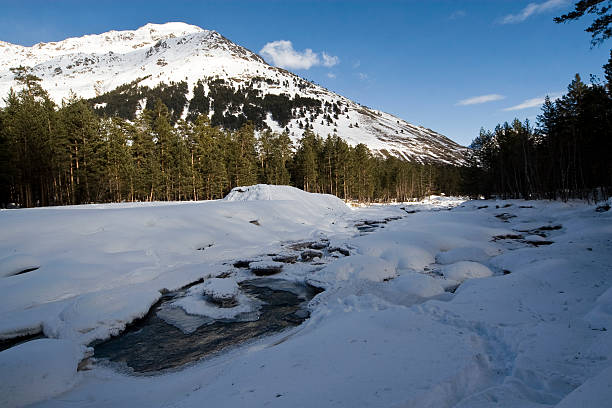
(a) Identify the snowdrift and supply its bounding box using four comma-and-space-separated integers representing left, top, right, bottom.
225, 184, 350, 213
1, 195, 611, 407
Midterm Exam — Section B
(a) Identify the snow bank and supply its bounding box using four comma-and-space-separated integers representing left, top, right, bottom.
0, 185, 352, 351
584, 285, 612, 330
224, 184, 350, 214
440, 261, 493, 283
3, 197, 612, 407
0, 339, 84, 408
556, 364, 612, 407
44, 285, 162, 343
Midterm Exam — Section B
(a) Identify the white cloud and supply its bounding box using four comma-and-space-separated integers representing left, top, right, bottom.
358, 72, 369, 80
503, 92, 563, 111
322, 53, 339, 67
503, 97, 546, 111
327, 72, 336, 79
456, 94, 505, 106
500, 0, 569, 24
449, 10, 467, 20
259, 40, 339, 70
352, 60, 361, 69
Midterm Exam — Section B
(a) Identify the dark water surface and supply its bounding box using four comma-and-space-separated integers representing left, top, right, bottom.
93, 278, 323, 373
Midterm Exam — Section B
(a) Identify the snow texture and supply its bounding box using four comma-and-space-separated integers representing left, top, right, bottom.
0, 339, 84, 407
0, 188, 611, 407
201, 278, 238, 299
440, 261, 493, 283
0, 254, 40, 277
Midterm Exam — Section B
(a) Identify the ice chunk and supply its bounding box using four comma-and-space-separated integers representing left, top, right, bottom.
202, 278, 239, 300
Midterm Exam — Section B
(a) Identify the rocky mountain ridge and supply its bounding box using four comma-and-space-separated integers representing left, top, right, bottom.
0, 22, 466, 164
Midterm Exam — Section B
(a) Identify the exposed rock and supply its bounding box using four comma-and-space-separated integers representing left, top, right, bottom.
492, 234, 523, 241
272, 254, 298, 263
233, 260, 252, 268
249, 261, 284, 276
495, 213, 516, 222
300, 249, 323, 262
329, 246, 350, 256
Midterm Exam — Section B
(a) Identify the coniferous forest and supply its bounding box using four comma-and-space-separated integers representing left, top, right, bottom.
1, 53, 611, 207
465, 51, 612, 201
0, 72, 462, 207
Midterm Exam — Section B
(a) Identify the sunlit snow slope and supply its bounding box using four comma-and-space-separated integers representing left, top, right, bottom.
0, 22, 466, 164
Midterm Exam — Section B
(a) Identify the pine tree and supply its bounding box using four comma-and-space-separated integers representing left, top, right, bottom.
555, 1, 612, 46
229, 122, 258, 188
293, 130, 320, 192
131, 110, 157, 201
603, 49, 612, 94
193, 115, 229, 199
150, 99, 176, 200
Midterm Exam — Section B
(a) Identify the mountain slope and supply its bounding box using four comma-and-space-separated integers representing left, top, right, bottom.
0, 22, 466, 164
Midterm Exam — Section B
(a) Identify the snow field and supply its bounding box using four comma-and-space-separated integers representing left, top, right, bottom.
0, 188, 611, 407
0, 254, 41, 278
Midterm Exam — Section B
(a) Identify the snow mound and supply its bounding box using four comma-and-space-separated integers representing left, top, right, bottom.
224, 184, 349, 213
0, 254, 40, 277
435, 246, 499, 265
556, 364, 612, 408
356, 233, 434, 271
45, 285, 161, 343
392, 272, 445, 298
440, 261, 493, 283
202, 278, 239, 299
0, 339, 84, 408
172, 280, 261, 322
315, 254, 397, 284
584, 285, 612, 330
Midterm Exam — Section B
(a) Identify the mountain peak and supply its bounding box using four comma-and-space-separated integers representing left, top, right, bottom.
134, 22, 206, 37
0, 23, 466, 164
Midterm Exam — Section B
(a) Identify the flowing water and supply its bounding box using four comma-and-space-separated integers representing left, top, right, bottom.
92, 278, 323, 373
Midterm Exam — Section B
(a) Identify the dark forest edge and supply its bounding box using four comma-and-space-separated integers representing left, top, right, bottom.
465, 50, 612, 202
1, 51, 611, 208
0, 73, 461, 207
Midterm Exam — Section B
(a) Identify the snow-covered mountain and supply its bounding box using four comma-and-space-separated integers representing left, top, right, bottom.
0, 22, 466, 164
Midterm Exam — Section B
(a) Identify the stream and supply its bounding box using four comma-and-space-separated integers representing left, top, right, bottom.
92, 278, 323, 373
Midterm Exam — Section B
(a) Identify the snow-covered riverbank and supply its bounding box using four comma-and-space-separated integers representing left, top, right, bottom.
1, 185, 611, 407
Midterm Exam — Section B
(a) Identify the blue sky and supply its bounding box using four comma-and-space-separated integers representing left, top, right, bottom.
0, 0, 609, 146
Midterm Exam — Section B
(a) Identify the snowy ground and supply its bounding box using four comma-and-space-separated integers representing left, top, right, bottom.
1, 185, 611, 407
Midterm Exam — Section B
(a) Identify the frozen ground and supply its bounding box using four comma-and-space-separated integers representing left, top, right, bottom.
0, 185, 611, 407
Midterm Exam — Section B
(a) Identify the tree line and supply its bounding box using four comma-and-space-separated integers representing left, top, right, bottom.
90, 76, 324, 131
464, 52, 612, 201
0, 74, 461, 208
